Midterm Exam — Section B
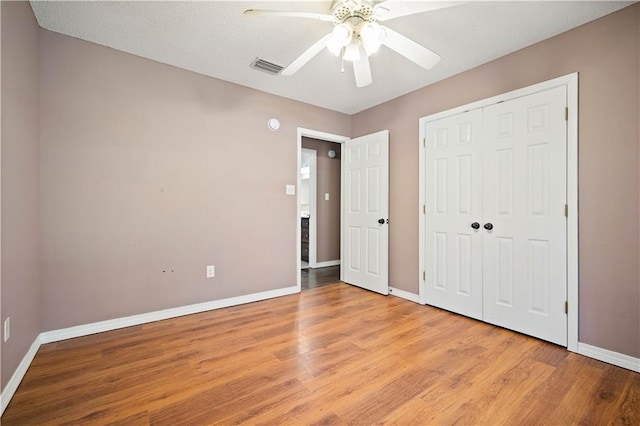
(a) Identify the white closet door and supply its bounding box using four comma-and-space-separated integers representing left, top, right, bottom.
482, 86, 568, 346
425, 110, 484, 320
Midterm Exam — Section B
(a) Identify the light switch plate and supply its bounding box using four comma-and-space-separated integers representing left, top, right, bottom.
325, 193, 330, 201
285, 184, 295, 195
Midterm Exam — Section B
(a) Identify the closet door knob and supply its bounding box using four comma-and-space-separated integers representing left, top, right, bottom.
483, 223, 494, 231
471, 222, 480, 230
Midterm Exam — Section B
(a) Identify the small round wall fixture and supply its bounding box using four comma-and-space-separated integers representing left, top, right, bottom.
267, 118, 280, 131
328, 149, 336, 158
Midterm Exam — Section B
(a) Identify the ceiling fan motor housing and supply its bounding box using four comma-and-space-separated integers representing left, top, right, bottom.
330, 0, 376, 25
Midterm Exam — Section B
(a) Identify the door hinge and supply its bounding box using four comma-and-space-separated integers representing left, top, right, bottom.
423, 138, 426, 148
423, 204, 426, 214
564, 204, 568, 218
564, 301, 568, 314
423, 271, 426, 281
564, 107, 568, 121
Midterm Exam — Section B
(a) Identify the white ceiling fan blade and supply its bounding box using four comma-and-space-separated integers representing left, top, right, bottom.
281, 34, 332, 76
353, 46, 372, 87
380, 26, 440, 70
243, 9, 334, 22
373, 1, 464, 21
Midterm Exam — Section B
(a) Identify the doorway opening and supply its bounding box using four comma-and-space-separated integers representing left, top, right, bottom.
297, 129, 349, 291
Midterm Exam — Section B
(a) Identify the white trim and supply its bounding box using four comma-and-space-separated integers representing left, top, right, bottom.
40, 286, 298, 344
389, 287, 421, 304
418, 112, 427, 305
312, 260, 341, 268
418, 73, 579, 350
565, 74, 579, 353
296, 128, 349, 289
578, 343, 640, 373
1, 336, 41, 415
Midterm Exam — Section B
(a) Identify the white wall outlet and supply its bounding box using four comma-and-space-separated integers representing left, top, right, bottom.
325, 192, 330, 201
4, 317, 10, 342
206, 265, 215, 278
285, 184, 295, 195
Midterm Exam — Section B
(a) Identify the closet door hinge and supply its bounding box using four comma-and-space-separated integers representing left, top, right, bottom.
423, 138, 426, 148
564, 301, 568, 314
565, 107, 568, 121
423, 204, 427, 214
423, 271, 426, 281
564, 204, 568, 218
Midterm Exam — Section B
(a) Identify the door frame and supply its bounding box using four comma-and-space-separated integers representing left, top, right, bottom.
301, 148, 318, 268
296, 128, 350, 291
418, 73, 579, 352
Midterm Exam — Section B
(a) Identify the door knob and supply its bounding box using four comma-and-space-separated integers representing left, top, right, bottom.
378, 218, 385, 224
471, 222, 480, 230
484, 223, 494, 230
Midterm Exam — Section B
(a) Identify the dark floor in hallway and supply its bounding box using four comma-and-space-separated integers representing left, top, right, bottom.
301, 265, 340, 290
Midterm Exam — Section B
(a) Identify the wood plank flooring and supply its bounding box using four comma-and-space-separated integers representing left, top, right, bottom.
3, 283, 639, 425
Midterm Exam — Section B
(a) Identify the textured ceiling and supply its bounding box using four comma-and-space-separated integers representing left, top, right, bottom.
30, 1, 635, 114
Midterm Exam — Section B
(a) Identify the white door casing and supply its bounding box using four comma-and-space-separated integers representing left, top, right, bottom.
425, 109, 484, 320
482, 86, 568, 346
342, 130, 390, 295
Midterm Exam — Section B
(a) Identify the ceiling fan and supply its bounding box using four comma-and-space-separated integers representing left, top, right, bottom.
245, 1, 460, 87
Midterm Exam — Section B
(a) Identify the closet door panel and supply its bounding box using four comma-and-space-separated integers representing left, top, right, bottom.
425, 110, 484, 320
482, 86, 568, 346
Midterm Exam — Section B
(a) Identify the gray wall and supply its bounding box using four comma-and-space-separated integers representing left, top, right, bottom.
1, 1, 41, 389
302, 137, 341, 263
352, 4, 640, 358
38, 30, 351, 331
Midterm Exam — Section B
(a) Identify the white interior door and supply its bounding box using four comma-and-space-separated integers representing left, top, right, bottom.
342, 130, 389, 295
425, 110, 484, 320
482, 86, 568, 346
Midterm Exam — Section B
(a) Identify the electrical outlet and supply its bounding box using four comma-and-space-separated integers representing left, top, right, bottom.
206, 265, 215, 278
4, 317, 10, 342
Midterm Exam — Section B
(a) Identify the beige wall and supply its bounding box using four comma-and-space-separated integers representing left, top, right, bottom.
352, 4, 640, 358
301, 137, 341, 263
1, 1, 41, 390
39, 30, 351, 331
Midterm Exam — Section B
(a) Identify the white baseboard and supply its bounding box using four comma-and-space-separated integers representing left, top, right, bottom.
1, 336, 42, 415
41, 286, 299, 344
389, 287, 421, 304
311, 260, 340, 268
578, 342, 640, 373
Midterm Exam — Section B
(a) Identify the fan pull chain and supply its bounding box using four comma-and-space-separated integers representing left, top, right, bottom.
340, 47, 345, 73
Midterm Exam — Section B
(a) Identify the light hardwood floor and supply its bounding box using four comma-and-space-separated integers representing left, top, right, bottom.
3, 283, 639, 425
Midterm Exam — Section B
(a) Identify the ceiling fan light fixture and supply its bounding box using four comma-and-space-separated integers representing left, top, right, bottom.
325, 23, 353, 56
361, 22, 384, 55
343, 42, 361, 62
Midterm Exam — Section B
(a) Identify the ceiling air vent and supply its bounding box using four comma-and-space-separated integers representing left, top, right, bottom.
250, 58, 284, 75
